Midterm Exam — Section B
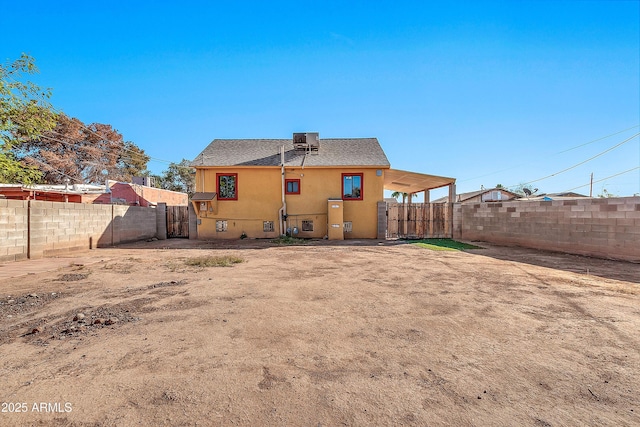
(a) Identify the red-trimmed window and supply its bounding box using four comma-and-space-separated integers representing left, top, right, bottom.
285, 179, 300, 194
342, 173, 363, 200
217, 173, 238, 200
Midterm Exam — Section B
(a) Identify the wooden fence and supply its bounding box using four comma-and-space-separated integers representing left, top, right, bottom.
387, 203, 451, 239
166, 205, 189, 238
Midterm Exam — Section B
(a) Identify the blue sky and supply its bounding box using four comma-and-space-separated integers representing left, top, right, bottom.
3, 0, 639, 198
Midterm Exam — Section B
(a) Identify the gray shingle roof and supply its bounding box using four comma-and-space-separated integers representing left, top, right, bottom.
191, 138, 390, 168
432, 188, 519, 203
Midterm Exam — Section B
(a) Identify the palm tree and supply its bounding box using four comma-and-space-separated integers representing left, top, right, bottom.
391, 191, 415, 204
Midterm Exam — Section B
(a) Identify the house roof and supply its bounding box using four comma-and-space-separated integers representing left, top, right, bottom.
0, 183, 106, 195
524, 192, 590, 201
432, 187, 519, 203
542, 192, 588, 198
191, 192, 217, 201
191, 138, 391, 168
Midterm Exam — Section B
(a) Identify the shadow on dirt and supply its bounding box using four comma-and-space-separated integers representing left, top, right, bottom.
105, 238, 640, 284
107, 237, 407, 251
469, 243, 640, 284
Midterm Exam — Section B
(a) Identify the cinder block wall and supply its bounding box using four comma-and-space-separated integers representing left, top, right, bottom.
112, 205, 157, 244
188, 203, 198, 240
30, 201, 114, 258
0, 199, 29, 262
377, 201, 387, 239
0, 200, 160, 261
456, 197, 640, 262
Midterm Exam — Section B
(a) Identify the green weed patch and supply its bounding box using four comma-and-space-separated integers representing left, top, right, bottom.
270, 236, 309, 245
185, 255, 244, 267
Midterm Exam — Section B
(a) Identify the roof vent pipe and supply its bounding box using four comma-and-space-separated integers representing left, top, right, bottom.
278, 145, 287, 235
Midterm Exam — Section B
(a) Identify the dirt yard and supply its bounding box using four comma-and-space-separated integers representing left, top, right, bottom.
1, 239, 639, 426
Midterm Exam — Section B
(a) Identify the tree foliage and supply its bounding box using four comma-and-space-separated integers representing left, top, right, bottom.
597, 189, 617, 198
17, 113, 150, 184
156, 159, 195, 196
118, 141, 150, 182
0, 54, 57, 183
509, 183, 538, 197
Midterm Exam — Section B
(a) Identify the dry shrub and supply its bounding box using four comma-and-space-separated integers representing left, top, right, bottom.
184, 255, 244, 267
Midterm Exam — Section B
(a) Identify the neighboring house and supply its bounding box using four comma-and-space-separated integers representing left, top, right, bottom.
0, 180, 188, 207
432, 187, 519, 203
92, 180, 188, 207
523, 192, 589, 201
0, 183, 106, 203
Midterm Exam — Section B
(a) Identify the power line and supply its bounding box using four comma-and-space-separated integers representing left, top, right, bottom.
556, 125, 639, 154
38, 125, 184, 167
561, 167, 640, 193
24, 155, 83, 183
11, 115, 195, 173
42, 114, 193, 169
4, 76, 193, 169
5, 70, 198, 183
505, 132, 640, 188
458, 125, 640, 183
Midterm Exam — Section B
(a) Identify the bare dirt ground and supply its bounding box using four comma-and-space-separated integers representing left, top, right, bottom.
1, 239, 639, 426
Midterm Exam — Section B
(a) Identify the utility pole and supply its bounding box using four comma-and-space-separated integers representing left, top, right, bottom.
589, 172, 593, 197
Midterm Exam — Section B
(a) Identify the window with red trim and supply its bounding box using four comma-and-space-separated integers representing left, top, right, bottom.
217, 173, 238, 200
342, 173, 363, 200
285, 179, 300, 194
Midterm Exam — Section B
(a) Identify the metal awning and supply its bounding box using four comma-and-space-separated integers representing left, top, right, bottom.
191, 192, 217, 201
384, 169, 455, 194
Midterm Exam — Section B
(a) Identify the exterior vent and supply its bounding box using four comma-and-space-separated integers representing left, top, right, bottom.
132, 176, 155, 187
293, 132, 320, 151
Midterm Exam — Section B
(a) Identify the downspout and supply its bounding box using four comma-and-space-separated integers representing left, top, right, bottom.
278, 145, 287, 235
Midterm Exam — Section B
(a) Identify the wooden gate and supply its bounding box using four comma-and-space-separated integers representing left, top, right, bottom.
166, 206, 189, 238
387, 203, 451, 239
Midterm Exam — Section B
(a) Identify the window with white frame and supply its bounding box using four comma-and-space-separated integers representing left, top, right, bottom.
216, 220, 228, 232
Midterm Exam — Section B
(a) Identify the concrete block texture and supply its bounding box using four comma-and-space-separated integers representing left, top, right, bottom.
456, 197, 640, 262
188, 203, 198, 240
0, 200, 29, 263
156, 203, 168, 240
1, 200, 162, 261
376, 201, 387, 240
111, 206, 157, 244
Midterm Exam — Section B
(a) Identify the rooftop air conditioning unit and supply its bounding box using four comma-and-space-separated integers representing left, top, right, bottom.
293, 132, 320, 151
293, 133, 307, 149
